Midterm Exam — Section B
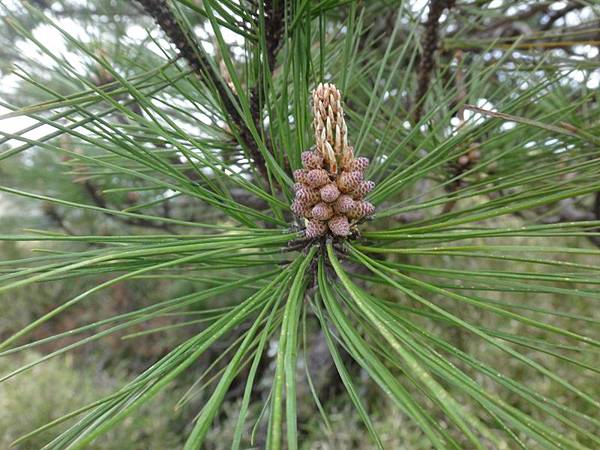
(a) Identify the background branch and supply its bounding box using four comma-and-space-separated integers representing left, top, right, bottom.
412, 0, 455, 124
137, 0, 271, 181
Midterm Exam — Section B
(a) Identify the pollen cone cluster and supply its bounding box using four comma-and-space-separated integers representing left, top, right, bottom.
292, 83, 375, 238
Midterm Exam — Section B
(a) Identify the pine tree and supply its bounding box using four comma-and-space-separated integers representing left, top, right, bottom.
1, 1, 599, 448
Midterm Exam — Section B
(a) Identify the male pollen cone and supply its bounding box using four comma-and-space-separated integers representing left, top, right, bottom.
291, 83, 375, 238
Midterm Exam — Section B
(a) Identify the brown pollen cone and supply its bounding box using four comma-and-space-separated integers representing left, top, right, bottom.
292, 83, 375, 238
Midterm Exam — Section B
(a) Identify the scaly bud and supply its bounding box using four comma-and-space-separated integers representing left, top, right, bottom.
312, 202, 334, 221
468, 148, 481, 162
337, 170, 363, 193
320, 183, 341, 203
306, 169, 330, 188
306, 219, 328, 238
328, 215, 351, 236
458, 155, 470, 166
296, 187, 321, 206
350, 157, 370, 173
334, 195, 354, 214
293, 169, 309, 184
291, 199, 312, 218
301, 150, 323, 169
347, 200, 375, 220
351, 180, 375, 199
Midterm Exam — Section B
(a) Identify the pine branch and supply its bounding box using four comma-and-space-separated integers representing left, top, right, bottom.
41, 202, 75, 235
136, 0, 270, 181
60, 135, 175, 232
248, 1, 285, 169
80, 178, 176, 232
413, 0, 455, 124
249, 0, 285, 121
441, 50, 480, 215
